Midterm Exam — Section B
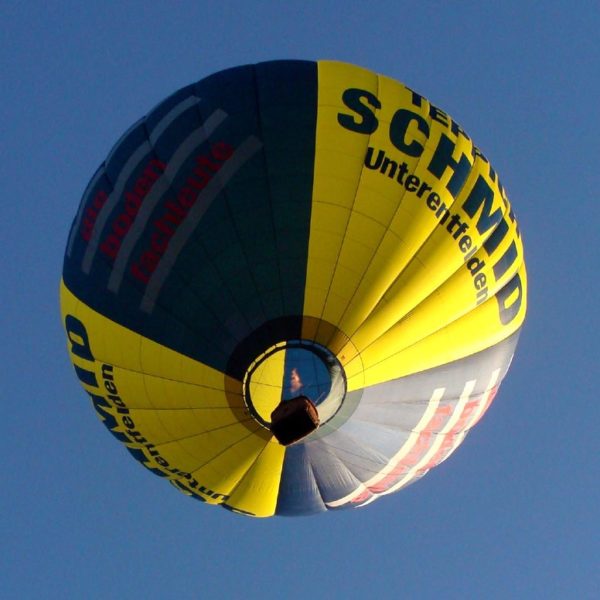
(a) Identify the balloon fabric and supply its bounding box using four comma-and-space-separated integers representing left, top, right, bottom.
61, 60, 527, 517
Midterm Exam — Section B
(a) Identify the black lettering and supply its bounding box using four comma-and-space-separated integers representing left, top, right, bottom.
405, 174, 420, 192
496, 273, 523, 325
406, 87, 425, 108
74, 364, 97, 387
435, 202, 450, 225
492, 241, 519, 281
476, 287, 488, 304
364, 147, 384, 170
483, 216, 509, 255
107, 393, 127, 410
426, 192, 441, 211
474, 273, 487, 290
429, 105, 449, 126
462, 176, 503, 235
389, 109, 429, 157
396, 162, 410, 184
65, 315, 94, 362
427, 134, 472, 198
443, 214, 469, 239
450, 119, 470, 141
89, 392, 130, 443
417, 181, 432, 198
338, 88, 380, 134
459, 235, 472, 253
380, 156, 397, 178
145, 443, 160, 457
467, 257, 486, 276
126, 446, 151, 467
127, 430, 147, 444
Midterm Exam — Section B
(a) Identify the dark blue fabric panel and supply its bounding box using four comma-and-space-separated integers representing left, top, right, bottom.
63, 61, 318, 378
276, 445, 327, 516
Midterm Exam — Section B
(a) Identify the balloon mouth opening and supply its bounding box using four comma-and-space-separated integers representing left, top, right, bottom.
242, 340, 347, 439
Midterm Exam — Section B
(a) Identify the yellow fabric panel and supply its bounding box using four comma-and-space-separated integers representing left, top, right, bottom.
224, 439, 286, 517
305, 62, 379, 318
345, 161, 509, 357
340, 126, 476, 342
60, 279, 275, 510
355, 217, 525, 369
308, 62, 526, 386
309, 63, 469, 341
61, 281, 142, 373
121, 407, 245, 445
248, 347, 286, 420
61, 281, 227, 389
101, 365, 238, 411
345, 261, 527, 388
97, 364, 249, 453
138, 330, 228, 391
309, 66, 435, 335
159, 427, 272, 502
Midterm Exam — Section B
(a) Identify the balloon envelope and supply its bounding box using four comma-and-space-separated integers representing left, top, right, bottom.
62, 60, 527, 517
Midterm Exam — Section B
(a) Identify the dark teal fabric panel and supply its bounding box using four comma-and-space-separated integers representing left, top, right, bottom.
63, 61, 318, 377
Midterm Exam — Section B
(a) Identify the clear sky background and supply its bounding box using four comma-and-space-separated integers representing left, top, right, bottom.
2, 2, 598, 599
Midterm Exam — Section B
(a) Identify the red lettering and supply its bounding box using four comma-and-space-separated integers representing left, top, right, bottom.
93, 190, 108, 209
211, 141, 234, 161
178, 186, 197, 208
134, 177, 152, 197
112, 213, 132, 237
100, 233, 121, 259
86, 206, 99, 220
149, 158, 167, 172
155, 216, 176, 236
140, 249, 160, 273
80, 190, 108, 242
96, 158, 166, 254
195, 155, 220, 173
151, 232, 168, 254
165, 201, 187, 220
190, 169, 210, 188
164, 212, 183, 227
124, 192, 142, 217
131, 261, 150, 284
130, 142, 234, 288
81, 216, 95, 241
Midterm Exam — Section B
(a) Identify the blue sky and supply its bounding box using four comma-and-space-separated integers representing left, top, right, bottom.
2, 2, 598, 598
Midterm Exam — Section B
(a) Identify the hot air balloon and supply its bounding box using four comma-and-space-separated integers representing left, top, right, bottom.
61, 60, 527, 517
